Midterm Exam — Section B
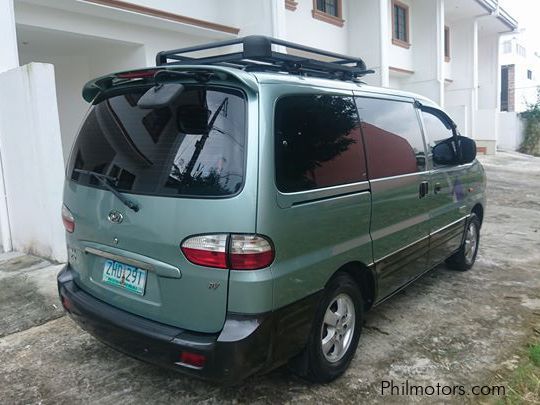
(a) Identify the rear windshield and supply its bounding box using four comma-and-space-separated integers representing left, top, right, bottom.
68, 85, 246, 198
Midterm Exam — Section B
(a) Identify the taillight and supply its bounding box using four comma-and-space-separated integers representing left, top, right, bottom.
181, 234, 274, 270
229, 234, 274, 270
181, 234, 228, 269
61, 204, 75, 233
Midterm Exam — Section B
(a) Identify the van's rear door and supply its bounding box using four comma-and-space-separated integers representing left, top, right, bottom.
63, 84, 256, 333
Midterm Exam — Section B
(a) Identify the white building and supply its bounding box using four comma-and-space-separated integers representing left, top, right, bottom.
497, 35, 540, 150
0, 0, 518, 260
500, 35, 540, 113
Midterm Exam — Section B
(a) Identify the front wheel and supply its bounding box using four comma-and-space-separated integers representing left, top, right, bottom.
297, 273, 363, 383
446, 213, 481, 271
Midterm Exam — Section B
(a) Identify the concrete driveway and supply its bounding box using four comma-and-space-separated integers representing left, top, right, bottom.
1, 151, 539, 404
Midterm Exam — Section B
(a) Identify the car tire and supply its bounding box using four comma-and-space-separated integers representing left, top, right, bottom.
296, 273, 364, 383
445, 213, 481, 271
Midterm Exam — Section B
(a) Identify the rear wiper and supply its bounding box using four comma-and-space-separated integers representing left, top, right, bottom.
73, 169, 139, 212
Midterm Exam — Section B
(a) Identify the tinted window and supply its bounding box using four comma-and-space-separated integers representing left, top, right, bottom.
68, 86, 246, 197
275, 95, 367, 192
355, 97, 425, 179
422, 111, 456, 167
316, 0, 339, 16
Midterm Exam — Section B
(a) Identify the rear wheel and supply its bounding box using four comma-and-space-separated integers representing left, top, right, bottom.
297, 273, 363, 383
446, 213, 481, 271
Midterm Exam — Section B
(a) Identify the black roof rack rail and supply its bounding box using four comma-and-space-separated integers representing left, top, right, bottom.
156, 35, 374, 82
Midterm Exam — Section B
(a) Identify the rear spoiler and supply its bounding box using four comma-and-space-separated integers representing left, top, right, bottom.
82, 66, 258, 103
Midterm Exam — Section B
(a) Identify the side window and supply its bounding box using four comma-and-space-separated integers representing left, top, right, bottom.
275, 95, 367, 193
421, 111, 457, 168
355, 97, 426, 179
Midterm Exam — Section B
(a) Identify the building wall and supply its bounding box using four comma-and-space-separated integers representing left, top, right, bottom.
387, 0, 414, 73
500, 36, 540, 113
498, 111, 524, 151
401, 0, 443, 104
285, 0, 348, 54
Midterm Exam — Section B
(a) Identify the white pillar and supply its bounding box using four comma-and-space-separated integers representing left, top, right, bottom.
347, 0, 388, 87
401, 0, 444, 104
471, 19, 479, 138
0, 63, 67, 261
379, 0, 390, 88
271, 0, 287, 40
444, 18, 478, 137
0, 0, 19, 72
437, 0, 445, 107
474, 30, 500, 153
0, 0, 19, 252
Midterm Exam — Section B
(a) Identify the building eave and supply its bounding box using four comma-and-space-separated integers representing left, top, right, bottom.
474, 0, 518, 30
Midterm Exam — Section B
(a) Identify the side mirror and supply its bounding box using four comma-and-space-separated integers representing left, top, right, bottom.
457, 136, 477, 164
433, 139, 458, 166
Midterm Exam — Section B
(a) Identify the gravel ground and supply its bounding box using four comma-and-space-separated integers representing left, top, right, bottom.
0, 151, 539, 404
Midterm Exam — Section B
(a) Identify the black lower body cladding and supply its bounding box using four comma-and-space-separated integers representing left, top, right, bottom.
57, 266, 320, 384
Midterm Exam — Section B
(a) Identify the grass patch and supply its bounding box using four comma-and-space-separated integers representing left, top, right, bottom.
529, 343, 540, 367
497, 340, 540, 404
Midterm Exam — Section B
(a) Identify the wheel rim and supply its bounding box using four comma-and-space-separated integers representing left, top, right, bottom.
464, 222, 478, 264
320, 293, 355, 363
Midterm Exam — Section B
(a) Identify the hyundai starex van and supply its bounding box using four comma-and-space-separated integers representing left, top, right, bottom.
58, 36, 486, 384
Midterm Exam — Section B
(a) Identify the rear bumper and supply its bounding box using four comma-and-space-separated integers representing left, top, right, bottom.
57, 265, 274, 385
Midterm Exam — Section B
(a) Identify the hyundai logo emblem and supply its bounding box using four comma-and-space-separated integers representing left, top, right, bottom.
108, 210, 124, 224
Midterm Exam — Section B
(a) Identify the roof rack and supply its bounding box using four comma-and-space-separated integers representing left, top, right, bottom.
156, 35, 374, 82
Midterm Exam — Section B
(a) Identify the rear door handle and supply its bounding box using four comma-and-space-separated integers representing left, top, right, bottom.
434, 182, 442, 194
419, 181, 429, 198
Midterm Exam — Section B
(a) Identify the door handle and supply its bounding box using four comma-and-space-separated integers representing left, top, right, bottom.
434, 182, 442, 194
419, 181, 429, 198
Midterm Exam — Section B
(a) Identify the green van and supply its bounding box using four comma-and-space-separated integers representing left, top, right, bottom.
58, 36, 486, 384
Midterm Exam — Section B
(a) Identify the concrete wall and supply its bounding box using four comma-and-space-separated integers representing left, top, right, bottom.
0, 63, 66, 261
285, 0, 348, 54
347, 0, 388, 86
498, 112, 524, 151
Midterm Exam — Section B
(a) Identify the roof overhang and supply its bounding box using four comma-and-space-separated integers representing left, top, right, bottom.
474, 0, 518, 31
16, 0, 239, 40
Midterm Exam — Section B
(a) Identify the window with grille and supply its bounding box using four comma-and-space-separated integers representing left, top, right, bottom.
392, 1, 409, 47
316, 0, 339, 17
501, 66, 509, 112
516, 44, 527, 58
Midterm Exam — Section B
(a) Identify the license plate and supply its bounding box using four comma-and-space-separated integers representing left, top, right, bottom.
102, 259, 147, 296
